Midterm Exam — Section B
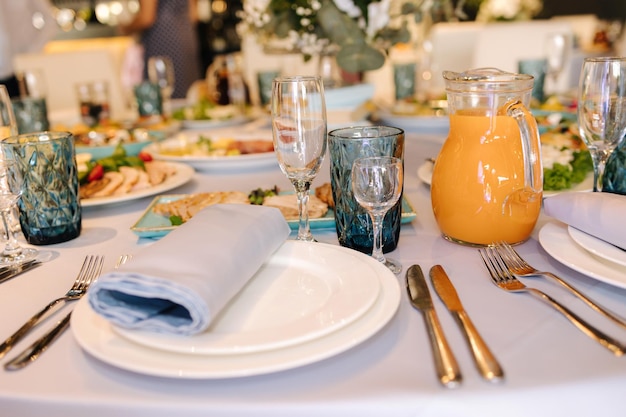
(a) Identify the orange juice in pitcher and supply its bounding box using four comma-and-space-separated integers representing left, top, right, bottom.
431, 69, 543, 246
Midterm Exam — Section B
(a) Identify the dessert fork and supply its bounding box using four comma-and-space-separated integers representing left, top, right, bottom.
494, 241, 626, 328
479, 247, 625, 356
0, 255, 104, 359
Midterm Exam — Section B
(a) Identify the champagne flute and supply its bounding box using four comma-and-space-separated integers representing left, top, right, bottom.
544, 32, 570, 94
351, 156, 403, 274
578, 57, 626, 192
0, 85, 17, 140
271, 76, 327, 241
148, 56, 175, 116
0, 158, 37, 265
0, 85, 25, 246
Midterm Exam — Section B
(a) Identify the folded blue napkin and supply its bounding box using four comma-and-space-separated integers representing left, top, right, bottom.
544, 191, 626, 250
87, 204, 291, 336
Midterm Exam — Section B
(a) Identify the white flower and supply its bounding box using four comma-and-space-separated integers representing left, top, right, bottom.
367, 0, 391, 38
241, 0, 272, 28
486, 0, 520, 20
476, 0, 543, 22
333, 0, 362, 18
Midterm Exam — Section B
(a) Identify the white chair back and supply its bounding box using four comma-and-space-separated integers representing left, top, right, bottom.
471, 20, 576, 93
13, 46, 132, 122
426, 21, 485, 93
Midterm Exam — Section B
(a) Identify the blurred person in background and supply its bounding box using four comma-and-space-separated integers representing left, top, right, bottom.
0, 0, 57, 97
120, 0, 202, 99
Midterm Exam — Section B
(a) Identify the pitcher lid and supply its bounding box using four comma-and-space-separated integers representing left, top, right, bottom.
443, 68, 534, 93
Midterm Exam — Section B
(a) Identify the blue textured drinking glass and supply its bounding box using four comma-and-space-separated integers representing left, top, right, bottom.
518, 58, 547, 104
393, 62, 416, 100
1, 131, 81, 245
134, 81, 163, 117
257, 69, 280, 106
603, 138, 626, 194
11, 97, 50, 134
329, 126, 404, 254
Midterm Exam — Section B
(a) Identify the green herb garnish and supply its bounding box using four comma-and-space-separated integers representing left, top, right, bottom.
169, 215, 184, 226
248, 186, 279, 205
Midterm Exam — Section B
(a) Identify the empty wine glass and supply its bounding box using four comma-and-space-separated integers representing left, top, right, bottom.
0, 85, 25, 244
148, 56, 175, 116
0, 85, 17, 140
0, 158, 37, 265
578, 57, 626, 192
544, 32, 571, 94
271, 76, 327, 241
351, 156, 403, 274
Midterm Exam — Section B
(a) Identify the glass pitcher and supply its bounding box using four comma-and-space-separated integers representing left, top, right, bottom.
431, 68, 543, 246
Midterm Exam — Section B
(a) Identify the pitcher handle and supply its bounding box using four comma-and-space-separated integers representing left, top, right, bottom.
504, 100, 543, 195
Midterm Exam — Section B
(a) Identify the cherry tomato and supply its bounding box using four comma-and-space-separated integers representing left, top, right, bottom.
138, 151, 153, 162
87, 164, 104, 182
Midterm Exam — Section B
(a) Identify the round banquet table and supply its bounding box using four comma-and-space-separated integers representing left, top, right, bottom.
0, 125, 625, 417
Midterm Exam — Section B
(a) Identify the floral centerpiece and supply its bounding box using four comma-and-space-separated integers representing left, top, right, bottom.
240, 0, 447, 73
475, 0, 542, 22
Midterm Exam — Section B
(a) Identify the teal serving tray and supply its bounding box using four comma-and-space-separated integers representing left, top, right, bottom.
131, 194, 417, 238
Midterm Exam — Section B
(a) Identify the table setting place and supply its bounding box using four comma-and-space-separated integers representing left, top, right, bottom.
1, 56, 626, 417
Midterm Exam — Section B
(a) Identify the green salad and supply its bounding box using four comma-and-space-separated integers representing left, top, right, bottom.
541, 124, 593, 191
172, 99, 239, 121
543, 150, 593, 191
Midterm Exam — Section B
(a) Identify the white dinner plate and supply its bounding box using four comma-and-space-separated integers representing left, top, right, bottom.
71, 242, 401, 379
81, 162, 195, 208
417, 161, 594, 197
375, 110, 449, 135
143, 130, 278, 171
567, 226, 626, 268
112, 242, 381, 355
417, 160, 434, 186
538, 222, 626, 289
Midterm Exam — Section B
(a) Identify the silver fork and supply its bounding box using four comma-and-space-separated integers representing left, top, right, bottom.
4, 255, 130, 370
0, 255, 104, 359
479, 247, 626, 356
495, 242, 626, 329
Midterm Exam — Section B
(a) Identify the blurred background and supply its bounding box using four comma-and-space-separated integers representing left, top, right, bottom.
46, 0, 626, 77
49, 0, 242, 75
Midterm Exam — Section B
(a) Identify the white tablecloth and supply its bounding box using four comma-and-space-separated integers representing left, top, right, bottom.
0, 128, 625, 417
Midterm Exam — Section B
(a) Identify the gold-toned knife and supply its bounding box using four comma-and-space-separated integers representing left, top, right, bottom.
430, 265, 504, 383
406, 265, 462, 388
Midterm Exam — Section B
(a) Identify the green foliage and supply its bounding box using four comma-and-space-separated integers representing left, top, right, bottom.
337, 44, 386, 73
246, 0, 431, 73
317, 1, 363, 47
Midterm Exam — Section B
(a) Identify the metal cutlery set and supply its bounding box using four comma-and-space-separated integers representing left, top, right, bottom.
408, 242, 626, 387
0, 255, 105, 370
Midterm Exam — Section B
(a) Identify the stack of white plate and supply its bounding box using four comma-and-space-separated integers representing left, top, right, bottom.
71, 241, 401, 379
539, 222, 626, 289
